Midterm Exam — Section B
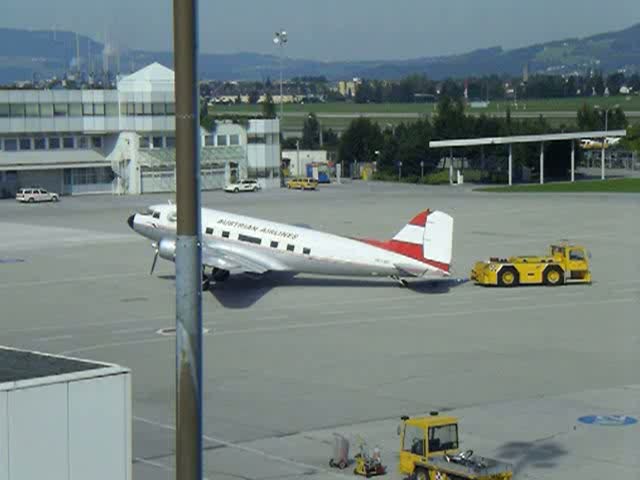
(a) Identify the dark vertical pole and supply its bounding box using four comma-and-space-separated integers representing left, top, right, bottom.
173, 0, 202, 478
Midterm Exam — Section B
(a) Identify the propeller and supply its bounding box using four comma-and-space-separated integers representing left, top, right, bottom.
150, 242, 159, 275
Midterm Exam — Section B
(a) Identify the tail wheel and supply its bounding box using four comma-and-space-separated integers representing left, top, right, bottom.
498, 267, 519, 287
544, 266, 564, 286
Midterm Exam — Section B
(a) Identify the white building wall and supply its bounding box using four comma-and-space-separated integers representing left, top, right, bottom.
0, 369, 131, 480
282, 149, 328, 177
0, 391, 8, 480
7, 383, 69, 480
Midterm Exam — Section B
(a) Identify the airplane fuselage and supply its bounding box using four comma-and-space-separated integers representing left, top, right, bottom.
130, 205, 450, 279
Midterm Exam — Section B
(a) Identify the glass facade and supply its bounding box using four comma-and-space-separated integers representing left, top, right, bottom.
0, 101, 173, 118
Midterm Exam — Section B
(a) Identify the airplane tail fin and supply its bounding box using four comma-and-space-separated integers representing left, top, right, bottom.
390, 209, 454, 273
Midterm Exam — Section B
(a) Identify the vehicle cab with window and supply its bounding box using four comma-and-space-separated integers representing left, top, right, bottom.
398, 414, 513, 480
399, 414, 459, 476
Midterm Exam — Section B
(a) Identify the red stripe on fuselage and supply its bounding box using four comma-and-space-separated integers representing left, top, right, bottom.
408, 209, 430, 227
357, 238, 450, 273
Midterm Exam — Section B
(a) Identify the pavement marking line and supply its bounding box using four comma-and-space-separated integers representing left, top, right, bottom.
0, 272, 144, 290
34, 334, 73, 342
57, 296, 635, 356
1, 314, 178, 336
133, 456, 173, 472
133, 416, 351, 479
5, 277, 636, 336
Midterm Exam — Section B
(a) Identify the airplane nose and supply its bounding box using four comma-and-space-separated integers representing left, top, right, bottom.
127, 214, 135, 230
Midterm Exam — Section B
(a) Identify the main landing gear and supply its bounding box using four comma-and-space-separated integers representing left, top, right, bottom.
390, 275, 409, 288
202, 268, 230, 290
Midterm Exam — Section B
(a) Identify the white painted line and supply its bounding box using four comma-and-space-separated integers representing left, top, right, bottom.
0, 272, 144, 290
133, 416, 350, 478
133, 456, 173, 472
57, 297, 635, 356
34, 334, 73, 342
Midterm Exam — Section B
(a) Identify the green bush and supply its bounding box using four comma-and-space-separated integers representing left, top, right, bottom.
423, 170, 451, 184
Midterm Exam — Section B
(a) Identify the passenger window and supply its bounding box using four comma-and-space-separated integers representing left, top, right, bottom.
222, 231, 230, 238
152, 211, 161, 219
303, 248, 311, 255
205, 227, 213, 235
270, 241, 279, 248
287, 244, 295, 252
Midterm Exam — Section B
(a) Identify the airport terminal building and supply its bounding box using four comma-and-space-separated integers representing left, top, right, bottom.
0, 63, 281, 197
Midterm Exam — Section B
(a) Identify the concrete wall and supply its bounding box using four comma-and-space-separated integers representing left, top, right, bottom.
282, 149, 328, 177
0, 370, 131, 480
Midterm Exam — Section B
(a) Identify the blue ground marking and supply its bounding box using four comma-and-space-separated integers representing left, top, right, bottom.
0, 258, 26, 264
578, 415, 638, 426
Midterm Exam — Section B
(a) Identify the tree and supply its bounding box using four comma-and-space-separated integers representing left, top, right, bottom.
433, 96, 468, 139
248, 90, 260, 104
621, 123, 640, 154
262, 92, 276, 119
338, 118, 383, 168
576, 103, 601, 131
301, 113, 321, 149
606, 72, 626, 96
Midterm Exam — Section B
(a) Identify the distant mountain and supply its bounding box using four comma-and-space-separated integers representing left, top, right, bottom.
1, 23, 639, 84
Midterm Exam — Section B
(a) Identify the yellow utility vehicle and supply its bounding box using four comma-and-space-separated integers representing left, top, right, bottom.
398, 414, 512, 480
287, 177, 318, 190
470, 242, 591, 287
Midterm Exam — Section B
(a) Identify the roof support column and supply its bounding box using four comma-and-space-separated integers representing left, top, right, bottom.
449, 147, 454, 185
601, 140, 606, 180
508, 144, 513, 186
539, 142, 544, 185
571, 140, 575, 182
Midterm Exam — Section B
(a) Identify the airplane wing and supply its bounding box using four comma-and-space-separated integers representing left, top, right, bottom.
202, 241, 284, 275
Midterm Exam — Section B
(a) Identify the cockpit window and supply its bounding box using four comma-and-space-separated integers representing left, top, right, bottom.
152, 211, 161, 219
137, 207, 154, 216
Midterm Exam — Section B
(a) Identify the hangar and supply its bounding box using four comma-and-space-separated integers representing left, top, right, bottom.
429, 129, 627, 185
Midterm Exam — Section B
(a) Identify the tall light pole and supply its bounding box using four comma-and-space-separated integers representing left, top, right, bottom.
273, 30, 288, 120
594, 103, 619, 176
172, 0, 203, 478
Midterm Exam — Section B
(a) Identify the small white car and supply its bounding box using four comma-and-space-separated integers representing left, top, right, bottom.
16, 187, 60, 203
224, 179, 261, 193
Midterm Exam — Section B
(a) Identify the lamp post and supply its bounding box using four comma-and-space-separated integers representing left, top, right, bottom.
273, 30, 288, 120
594, 103, 619, 174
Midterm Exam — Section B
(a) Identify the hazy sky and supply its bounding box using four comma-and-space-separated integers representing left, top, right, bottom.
2, 0, 639, 61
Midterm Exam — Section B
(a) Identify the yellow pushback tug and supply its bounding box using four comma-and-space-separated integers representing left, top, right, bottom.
470, 242, 592, 287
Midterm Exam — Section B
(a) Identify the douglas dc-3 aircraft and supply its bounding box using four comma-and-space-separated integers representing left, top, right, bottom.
127, 204, 453, 288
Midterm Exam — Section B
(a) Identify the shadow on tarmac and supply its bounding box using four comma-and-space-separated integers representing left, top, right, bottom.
206, 273, 469, 309
496, 440, 569, 474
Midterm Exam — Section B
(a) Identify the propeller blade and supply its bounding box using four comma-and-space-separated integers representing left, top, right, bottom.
150, 242, 159, 275
150, 251, 159, 275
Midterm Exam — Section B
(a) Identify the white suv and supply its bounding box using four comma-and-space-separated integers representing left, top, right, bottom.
16, 187, 60, 203
224, 179, 260, 193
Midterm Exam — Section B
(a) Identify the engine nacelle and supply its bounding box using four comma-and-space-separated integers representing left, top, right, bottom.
158, 238, 176, 261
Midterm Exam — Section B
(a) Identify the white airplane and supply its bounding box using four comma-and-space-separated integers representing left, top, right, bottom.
127, 204, 453, 288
